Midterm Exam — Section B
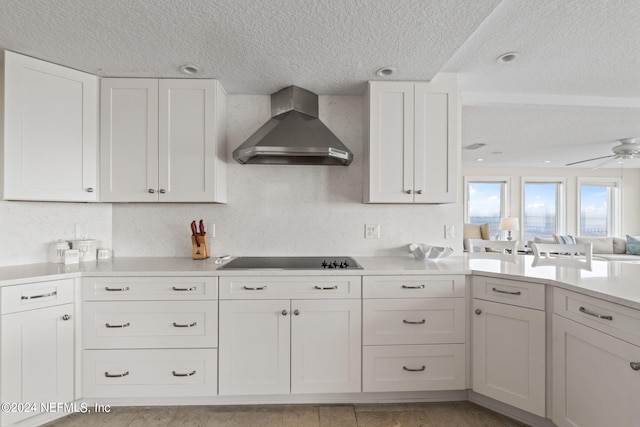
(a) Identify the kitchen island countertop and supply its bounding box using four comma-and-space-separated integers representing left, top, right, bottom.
0, 254, 639, 310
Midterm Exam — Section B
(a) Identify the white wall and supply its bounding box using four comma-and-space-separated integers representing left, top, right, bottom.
0, 201, 112, 266
111, 95, 464, 258
462, 165, 640, 241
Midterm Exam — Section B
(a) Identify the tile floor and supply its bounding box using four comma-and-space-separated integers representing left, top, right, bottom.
42, 401, 529, 426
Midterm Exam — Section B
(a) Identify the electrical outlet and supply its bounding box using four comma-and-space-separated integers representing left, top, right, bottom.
206, 223, 216, 237
444, 225, 454, 239
365, 224, 380, 239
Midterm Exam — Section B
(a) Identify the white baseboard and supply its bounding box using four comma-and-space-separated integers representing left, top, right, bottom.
468, 390, 556, 427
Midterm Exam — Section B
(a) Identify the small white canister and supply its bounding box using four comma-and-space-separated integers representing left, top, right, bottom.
69, 239, 97, 262
49, 240, 70, 264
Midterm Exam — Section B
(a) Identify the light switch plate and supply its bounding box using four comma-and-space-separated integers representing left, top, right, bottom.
445, 225, 454, 239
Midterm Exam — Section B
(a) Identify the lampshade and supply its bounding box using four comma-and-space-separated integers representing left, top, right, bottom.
499, 217, 519, 231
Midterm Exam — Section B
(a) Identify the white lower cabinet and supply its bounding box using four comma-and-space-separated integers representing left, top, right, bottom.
1, 280, 75, 426
81, 276, 218, 398
472, 276, 546, 417
553, 290, 640, 427
218, 276, 361, 396
362, 275, 466, 392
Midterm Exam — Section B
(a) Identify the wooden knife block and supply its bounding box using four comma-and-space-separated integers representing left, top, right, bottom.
191, 234, 210, 259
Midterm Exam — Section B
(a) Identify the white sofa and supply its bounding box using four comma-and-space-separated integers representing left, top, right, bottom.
528, 236, 640, 262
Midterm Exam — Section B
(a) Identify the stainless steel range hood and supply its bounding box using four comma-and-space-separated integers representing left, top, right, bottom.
232, 86, 353, 165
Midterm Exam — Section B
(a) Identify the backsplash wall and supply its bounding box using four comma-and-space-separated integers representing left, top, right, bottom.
112, 95, 463, 257
0, 201, 112, 266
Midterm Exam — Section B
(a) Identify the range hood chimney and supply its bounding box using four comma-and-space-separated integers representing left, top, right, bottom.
232, 86, 353, 166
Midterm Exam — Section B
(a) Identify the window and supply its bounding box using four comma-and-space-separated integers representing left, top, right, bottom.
522, 180, 564, 242
465, 179, 508, 238
578, 179, 620, 237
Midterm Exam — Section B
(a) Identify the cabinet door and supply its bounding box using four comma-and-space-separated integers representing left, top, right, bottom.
218, 300, 290, 395
414, 74, 458, 203
2, 51, 98, 201
553, 314, 640, 427
291, 299, 361, 393
1, 304, 74, 425
100, 79, 159, 202
365, 82, 414, 203
472, 299, 545, 416
158, 79, 226, 203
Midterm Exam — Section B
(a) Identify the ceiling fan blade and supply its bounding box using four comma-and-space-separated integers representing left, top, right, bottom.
591, 155, 622, 170
565, 154, 616, 166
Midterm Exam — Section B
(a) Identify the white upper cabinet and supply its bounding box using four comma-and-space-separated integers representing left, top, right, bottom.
100, 78, 227, 203
1, 50, 98, 201
364, 74, 459, 204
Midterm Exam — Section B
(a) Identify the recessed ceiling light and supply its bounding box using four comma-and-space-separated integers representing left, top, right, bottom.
544, 160, 551, 164
463, 143, 486, 150
376, 67, 396, 77
497, 52, 519, 63
476, 158, 484, 162
179, 64, 199, 75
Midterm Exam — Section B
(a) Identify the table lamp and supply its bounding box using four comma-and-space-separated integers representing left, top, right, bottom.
499, 217, 519, 241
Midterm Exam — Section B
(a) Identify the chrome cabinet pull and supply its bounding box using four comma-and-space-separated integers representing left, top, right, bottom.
282, 309, 288, 316
172, 370, 196, 377
402, 284, 425, 289
492, 287, 522, 296
405, 190, 412, 194
173, 322, 197, 328
475, 309, 482, 315
172, 286, 196, 291
106, 322, 130, 328
293, 309, 300, 316
403, 366, 426, 372
148, 188, 155, 193
62, 314, 72, 321
244, 285, 267, 290
579, 306, 613, 321
21, 291, 57, 300
86, 187, 94, 193
416, 190, 423, 194
105, 286, 130, 292
403, 319, 426, 324
630, 362, 640, 371
314, 285, 338, 290
105, 371, 129, 378
159, 189, 166, 194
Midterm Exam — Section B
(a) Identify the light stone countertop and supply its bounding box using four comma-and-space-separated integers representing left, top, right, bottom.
0, 254, 639, 310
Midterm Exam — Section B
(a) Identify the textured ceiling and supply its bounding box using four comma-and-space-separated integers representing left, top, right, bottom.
1, 0, 640, 167
0, 0, 499, 95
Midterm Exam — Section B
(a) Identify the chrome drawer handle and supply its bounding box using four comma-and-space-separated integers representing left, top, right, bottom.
172, 286, 196, 291
173, 322, 197, 328
402, 285, 425, 289
492, 287, 522, 296
403, 365, 426, 372
106, 322, 130, 328
105, 371, 129, 378
62, 314, 72, 321
172, 370, 196, 377
21, 291, 57, 300
105, 286, 130, 292
403, 319, 426, 325
579, 306, 613, 321
243, 285, 267, 290
631, 362, 640, 371
314, 285, 338, 290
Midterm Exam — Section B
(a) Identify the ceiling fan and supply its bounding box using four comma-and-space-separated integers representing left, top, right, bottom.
566, 138, 640, 168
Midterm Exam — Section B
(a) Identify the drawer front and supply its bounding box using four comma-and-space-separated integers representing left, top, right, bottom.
362, 344, 465, 392
363, 275, 465, 298
554, 288, 640, 346
219, 276, 361, 299
83, 301, 217, 349
473, 276, 545, 310
1, 279, 74, 314
83, 349, 217, 397
363, 299, 465, 345
83, 277, 217, 301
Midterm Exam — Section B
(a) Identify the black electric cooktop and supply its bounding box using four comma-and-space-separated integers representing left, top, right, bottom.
217, 256, 363, 270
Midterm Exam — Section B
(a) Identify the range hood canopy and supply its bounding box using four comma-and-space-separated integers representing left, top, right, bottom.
232, 86, 353, 166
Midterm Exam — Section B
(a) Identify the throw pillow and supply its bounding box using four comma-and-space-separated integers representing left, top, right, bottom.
613, 237, 627, 254
533, 236, 555, 244
553, 234, 576, 245
463, 223, 483, 239
626, 235, 640, 255
575, 237, 613, 254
